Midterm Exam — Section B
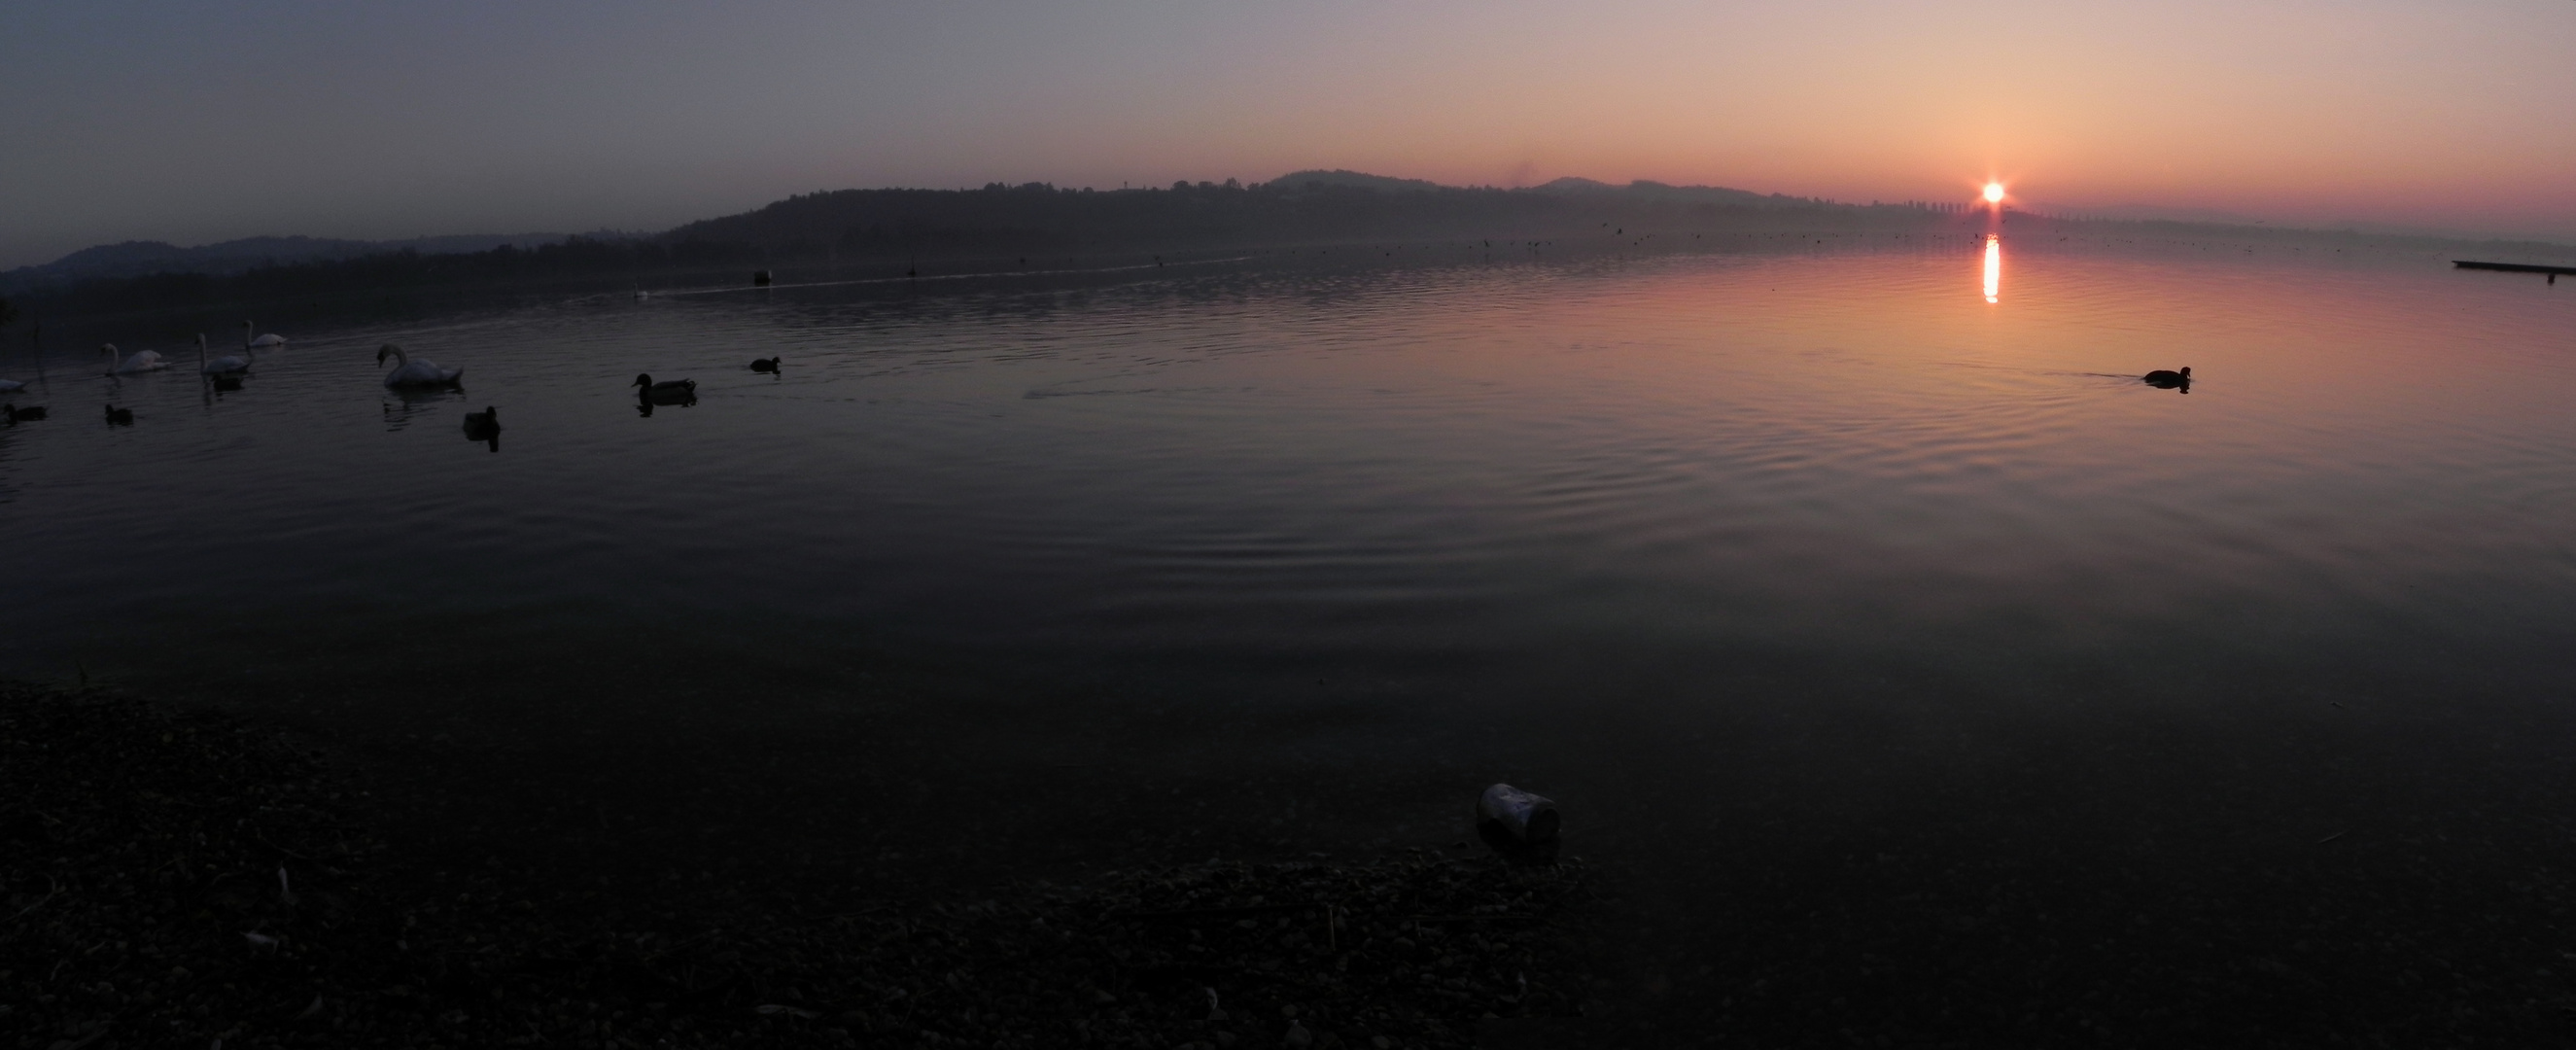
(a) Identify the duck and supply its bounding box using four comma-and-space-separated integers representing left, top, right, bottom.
2142, 367, 2191, 389
462, 405, 502, 449
103, 342, 167, 374
241, 321, 286, 350
197, 333, 249, 375
103, 404, 134, 425
633, 373, 696, 403
377, 344, 464, 388
3, 403, 44, 424
749, 357, 781, 372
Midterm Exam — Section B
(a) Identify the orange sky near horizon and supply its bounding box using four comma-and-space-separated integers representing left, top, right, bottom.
4, 0, 2574, 265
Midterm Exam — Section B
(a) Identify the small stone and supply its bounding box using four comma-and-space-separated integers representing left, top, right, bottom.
1282, 1020, 1312, 1049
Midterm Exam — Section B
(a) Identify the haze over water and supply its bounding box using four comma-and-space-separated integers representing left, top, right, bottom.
8, 237, 2576, 1036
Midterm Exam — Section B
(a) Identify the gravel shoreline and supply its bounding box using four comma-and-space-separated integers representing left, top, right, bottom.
2, 683, 1596, 1049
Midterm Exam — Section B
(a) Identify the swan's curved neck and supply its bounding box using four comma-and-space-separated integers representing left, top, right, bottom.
385, 346, 410, 368
197, 334, 208, 368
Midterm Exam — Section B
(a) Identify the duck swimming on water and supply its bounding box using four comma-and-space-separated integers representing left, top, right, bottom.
462, 405, 502, 450
2143, 367, 2191, 390
749, 357, 781, 373
4, 403, 45, 424
103, 404, 134, 425
633, 373, 697, 404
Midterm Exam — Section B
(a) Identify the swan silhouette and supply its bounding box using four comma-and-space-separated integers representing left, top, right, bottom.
4, 404, 44, 424
241, 321, 286, 350
633, 373, 696, 403
197, 333, 249, 375
103, 404, 134, 425
378, 344, 463, 388
749, 357, 781, 372
2142, 367, 2191, 390
102, 343, 167, 374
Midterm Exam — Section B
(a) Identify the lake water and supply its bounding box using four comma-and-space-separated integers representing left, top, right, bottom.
7, 235, 2576, 1039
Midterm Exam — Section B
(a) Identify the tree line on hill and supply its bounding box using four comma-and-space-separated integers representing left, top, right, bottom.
6, 172, 1975, 316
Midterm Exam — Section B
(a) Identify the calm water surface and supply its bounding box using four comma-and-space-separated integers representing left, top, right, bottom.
7, 239, 2576, 1037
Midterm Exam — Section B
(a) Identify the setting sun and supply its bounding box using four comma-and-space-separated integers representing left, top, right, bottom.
1983, 182, 2006, 204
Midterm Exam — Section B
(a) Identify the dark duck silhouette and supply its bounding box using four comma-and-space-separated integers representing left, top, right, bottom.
4, 404, 45, 424
633, 373, 697, 405
462, 405, 502, 449
103, 404, 134, 425
2142, 366, 2191, 390
749, 357, 781, 373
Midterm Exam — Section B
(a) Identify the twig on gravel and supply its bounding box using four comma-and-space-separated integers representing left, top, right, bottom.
257, 831, 315, 861
4, 878, 59, 924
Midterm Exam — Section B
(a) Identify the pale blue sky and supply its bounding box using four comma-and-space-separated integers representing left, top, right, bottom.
6, 1, 2573, 266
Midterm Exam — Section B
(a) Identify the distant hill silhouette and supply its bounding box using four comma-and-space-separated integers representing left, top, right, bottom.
0, 172, 1865, 298
654, 173, 1862, 262
1267, 169, 1447, 192
14, 170, 2570, 317
11, 233, 581, 288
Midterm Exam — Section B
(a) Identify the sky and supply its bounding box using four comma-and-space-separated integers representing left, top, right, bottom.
5, 0, 2575, 267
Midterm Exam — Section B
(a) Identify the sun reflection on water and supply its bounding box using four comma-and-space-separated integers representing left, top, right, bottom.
1982, 235, 2001, 303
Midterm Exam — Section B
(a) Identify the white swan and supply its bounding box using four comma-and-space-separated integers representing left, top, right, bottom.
242, 321, 286, 349
197, 333, 249, 375
102, 342, 167, 374
377, 343, 462, 388
0, 379, 24, 394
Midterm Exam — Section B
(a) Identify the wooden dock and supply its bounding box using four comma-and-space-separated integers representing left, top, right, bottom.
2454, 260, 2576, 279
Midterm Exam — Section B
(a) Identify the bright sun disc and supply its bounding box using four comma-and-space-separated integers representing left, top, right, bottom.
1983, 183, 2005, 203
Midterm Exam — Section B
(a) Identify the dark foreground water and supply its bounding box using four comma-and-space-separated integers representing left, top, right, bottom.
8, 236, 2576, 1042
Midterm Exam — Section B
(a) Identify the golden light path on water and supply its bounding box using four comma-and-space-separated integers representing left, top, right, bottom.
1982, 235, 2001, 303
